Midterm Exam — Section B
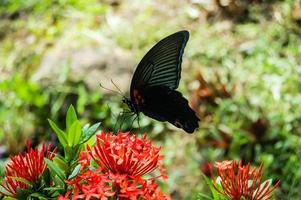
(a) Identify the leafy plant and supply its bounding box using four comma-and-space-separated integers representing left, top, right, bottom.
0, 105, 169, 199
47, 105, 100, 189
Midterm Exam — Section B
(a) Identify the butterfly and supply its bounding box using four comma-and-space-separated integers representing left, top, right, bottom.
122, 30, 200, 133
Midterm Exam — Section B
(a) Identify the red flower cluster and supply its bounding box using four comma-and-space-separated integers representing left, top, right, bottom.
0, 140, 56, 197
61, 131, 170, 200
60, 171, 168, 200
212, 160, 280, 200
89, 131, 165, 178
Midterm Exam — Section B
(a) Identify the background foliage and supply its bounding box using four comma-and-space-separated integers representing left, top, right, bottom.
1, 0, 301, 199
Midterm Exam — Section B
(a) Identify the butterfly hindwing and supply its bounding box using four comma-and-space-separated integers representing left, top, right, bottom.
137, 86, 199, 133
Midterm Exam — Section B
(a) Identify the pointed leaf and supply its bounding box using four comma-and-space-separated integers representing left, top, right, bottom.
64, 145, 81, 162
43, 187, 65, 191
3, 197, 17, 200
203, 175, 224, 200
66, 105, 77, 131
29, 193, 48, 200
68, 164, 81, 180
48, 119, 67, 147
41, 168, 51, 186
68, 120, 81, 146
45, 158, 66, 181
82, 123, 90, 133
53, 175, 65, 187
53, 156, 68, 172
80, 122, 101, 144
197, 193, 213, 200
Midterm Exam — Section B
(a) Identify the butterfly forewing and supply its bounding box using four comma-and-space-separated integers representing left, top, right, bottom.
130, 30, 189, 93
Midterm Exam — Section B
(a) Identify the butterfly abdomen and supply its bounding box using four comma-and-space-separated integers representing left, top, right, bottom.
138, 86, 200, 133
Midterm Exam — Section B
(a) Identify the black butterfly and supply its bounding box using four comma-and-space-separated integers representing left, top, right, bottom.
122, 30, 200, 133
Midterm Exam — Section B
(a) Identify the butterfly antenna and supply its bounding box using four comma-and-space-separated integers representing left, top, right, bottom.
119, 112, 130, 131
137, 114, 141, 128
111, 79, 124, 95
99, 83, 123, 96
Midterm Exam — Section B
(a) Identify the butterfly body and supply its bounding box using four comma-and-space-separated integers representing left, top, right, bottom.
124, 30, 200, 133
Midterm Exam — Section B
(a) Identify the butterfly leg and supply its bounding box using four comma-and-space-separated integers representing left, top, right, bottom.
129, 114, 139, 132
113, 109, 133, 132
137, 114, 141, 129
114, 111, 123, 133
121, 110, 135, 131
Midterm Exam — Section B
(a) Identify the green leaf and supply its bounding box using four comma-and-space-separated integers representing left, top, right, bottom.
68, 120, 82, 146
16, 188, 31, 199
48, 119, 67, 147
203, 175, 224, 200
80, 122, 101, 145
43, 187, 65, 191
64, 145, 81, 163
53, 156, 68, 172
209, 180, 224, 200
66, 105, 77, 132
53, 175, 65, 187
82, 123, 90, 133
197, 193, 213, 200
41, 168, 52, 187
3, 197, 17, 200
28, 193, 48, 200
68, 164, 81, 180
45, 158, 66, 181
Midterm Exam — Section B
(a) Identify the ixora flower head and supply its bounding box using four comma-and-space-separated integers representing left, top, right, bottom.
212, 160, 280, 200
88, 131, 166, 179
63, 131, 170, 200
0, 140, 56, 197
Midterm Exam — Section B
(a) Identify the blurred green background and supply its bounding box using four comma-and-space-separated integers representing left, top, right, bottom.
1, 0, 301, 199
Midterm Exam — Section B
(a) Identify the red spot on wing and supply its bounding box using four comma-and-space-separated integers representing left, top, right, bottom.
133, 89, 145, 105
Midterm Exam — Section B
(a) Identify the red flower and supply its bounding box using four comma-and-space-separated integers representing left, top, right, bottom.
142, 179, 171, 200
200, 162, 213, 178
0, 140, 56, 197
112, 175, 170, 200
66, 169, 115, 200
88, 131, 165, 178
78, 150, 91, 169
64, 131, 170, 200
212, 160, 280, 200
58, 191, 71, 200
